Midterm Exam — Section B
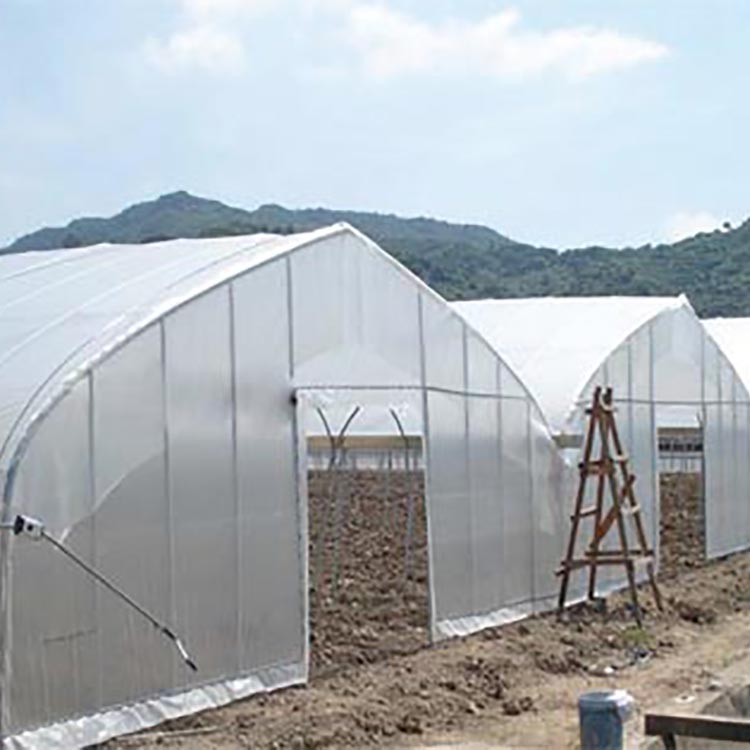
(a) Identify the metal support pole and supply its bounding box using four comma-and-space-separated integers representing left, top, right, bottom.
390, 408, 416, 580
314, 406, 360, 595
2, 516, 197, 671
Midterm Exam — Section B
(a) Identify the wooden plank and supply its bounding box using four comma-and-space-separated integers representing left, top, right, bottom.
308, 435, 423, 451
557, 556, 654, 574
582, 463, 613, 477
645, 712, 750, 742
585, 548, 653, 557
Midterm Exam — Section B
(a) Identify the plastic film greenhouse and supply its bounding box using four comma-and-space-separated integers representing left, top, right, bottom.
0, 224, 579, 748
453, 295, 750, 570
704, 317, 750, 394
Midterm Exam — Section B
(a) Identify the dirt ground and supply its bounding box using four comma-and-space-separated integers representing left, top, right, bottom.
307, 469, 429, 677
659, 473, 704, 579
108, 469, 750, 750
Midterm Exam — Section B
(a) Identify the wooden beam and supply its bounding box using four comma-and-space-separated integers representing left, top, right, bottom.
645, 712, 750, 743
307, 435, 422, 451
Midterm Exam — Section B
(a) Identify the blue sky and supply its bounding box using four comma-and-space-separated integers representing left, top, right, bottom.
1, 0, 748, 248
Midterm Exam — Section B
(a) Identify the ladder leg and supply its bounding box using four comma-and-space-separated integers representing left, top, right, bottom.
587, 448, 607, 600
646, 561, 664, 611
558, 388, 601, 613
625, 559, 643, 627
599, 395, 643, 625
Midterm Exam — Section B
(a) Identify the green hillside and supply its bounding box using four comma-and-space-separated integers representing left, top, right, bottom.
5, 191, 750, 317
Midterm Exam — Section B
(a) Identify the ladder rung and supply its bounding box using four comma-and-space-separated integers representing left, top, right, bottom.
621, 503, 640, 515
611, 453, 629, 462
576, 506, 599, 519
585, 548, 653, 558
558, 555, 653, 573
584, 555, 653, 566
581, 461, 613, 476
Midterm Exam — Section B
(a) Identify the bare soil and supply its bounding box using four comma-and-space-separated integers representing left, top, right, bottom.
659, 473, 705, 579
307, 469, 429, 677
108, 470, 750, 750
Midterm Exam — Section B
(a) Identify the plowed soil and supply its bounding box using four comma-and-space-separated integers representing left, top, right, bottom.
109, 470, 750, 750
659, 472, 704, 578
307, 469, 429, 676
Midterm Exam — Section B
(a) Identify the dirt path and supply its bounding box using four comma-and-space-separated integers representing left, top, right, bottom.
109, 473, 750, 750
112, 545, 750, 749
408, 606, 750, 750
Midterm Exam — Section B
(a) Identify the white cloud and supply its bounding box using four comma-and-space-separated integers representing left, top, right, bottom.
144, 0, 279, 74
145, 25, 246, 73
344, 5, 669, 81
663, 211, 727, 243
145, 2, 668, 80
181, 0, 277, 17
300, 0, 354, 11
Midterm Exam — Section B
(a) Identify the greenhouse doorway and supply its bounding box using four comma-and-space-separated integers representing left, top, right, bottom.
299, 394, 430, 677
656, 405, 705, 577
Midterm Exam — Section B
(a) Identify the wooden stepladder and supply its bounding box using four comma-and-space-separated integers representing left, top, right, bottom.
557, 386, 663, 626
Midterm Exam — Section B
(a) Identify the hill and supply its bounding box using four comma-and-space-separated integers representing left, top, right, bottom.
5, 191, 750, 317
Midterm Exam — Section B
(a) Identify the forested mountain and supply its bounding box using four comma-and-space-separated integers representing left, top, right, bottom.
5, 191, 750, 317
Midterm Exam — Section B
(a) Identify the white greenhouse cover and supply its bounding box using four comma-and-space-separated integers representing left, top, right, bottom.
452, 296, 687, 434
454, 294, 750, 570
0, 224, 574, 749
0, 231, 296, 466
704, 317, 750, 391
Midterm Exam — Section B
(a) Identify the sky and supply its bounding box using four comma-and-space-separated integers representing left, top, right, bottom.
1, 0, 748, 249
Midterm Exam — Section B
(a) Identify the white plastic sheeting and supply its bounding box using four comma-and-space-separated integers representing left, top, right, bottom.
704, 318, 750, 391
453, 296, 686, 434
0, 225, 571, 748
453, 296, 750, 568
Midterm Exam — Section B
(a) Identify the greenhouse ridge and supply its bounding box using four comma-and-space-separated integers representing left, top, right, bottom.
0, 224, 748, 748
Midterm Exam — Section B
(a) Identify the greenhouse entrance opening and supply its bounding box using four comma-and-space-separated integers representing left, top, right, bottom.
300, 393, 429, 676
657, 405, 705, 577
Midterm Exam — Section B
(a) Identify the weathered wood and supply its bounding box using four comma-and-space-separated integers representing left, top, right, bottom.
585, 548, 653, 558
557, 386, 602, 612
645, 711, 750, 743
557, 555, 654, 574
557, 386, 662, 624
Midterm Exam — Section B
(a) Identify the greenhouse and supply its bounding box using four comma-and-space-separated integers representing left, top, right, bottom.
453, 295, 750, 567
704, 317, 750, 393
0, 224, 573, 748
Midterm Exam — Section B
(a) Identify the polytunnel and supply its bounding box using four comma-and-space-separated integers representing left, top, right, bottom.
704, 317, 750, 393
453, 295, 750, 572
0, 224, 571, 748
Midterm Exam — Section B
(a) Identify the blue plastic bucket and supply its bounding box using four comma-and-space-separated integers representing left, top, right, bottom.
579, 690, 634, 750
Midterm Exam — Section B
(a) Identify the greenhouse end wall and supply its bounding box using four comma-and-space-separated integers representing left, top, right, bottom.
452, 296, 750, 597
569, 304, 750, 568
0, 226, 573, 748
